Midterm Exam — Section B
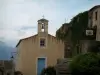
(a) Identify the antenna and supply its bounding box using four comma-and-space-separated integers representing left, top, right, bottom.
42, 15, 45, 19
65, 18, 66, 23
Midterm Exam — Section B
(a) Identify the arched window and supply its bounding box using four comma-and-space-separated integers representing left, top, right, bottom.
41, 23, 45, 32
41, 23, 44, 29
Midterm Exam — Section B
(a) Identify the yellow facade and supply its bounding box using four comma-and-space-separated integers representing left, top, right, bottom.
15, 19, 64, 75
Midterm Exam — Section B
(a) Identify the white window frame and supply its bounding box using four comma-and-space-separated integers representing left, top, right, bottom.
39, 37, 47, 48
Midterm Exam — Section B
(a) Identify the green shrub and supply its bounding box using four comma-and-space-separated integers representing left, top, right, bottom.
69, 53, 100, 75
41, 66, 56, 75
14, 71, 23, 75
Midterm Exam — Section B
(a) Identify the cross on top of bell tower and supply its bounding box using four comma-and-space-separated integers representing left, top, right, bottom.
42, 15, 45, 19
38, 16, 48, 22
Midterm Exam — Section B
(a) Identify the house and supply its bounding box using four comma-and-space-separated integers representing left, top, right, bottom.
81, 5, 100, 53
88, 5, 100, 41
0, 60, 13, 75
15, 18, 64, 75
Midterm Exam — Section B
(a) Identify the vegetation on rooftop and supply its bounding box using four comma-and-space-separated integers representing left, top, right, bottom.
56, 11, 88, 55
56, 11, 88, 43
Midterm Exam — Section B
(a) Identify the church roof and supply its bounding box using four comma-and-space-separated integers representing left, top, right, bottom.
16, 34, 57, 47
16, 34, 37, 47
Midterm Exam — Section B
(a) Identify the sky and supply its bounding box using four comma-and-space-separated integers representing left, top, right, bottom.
0, 0, 100, 47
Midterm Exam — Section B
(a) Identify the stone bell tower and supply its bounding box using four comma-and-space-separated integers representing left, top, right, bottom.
37, 17, 48, 36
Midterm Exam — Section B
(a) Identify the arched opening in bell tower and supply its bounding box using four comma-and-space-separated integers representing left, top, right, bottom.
41, 23, 45, 32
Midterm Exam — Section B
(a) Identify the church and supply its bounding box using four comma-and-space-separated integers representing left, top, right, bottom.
15, 18, 64, 75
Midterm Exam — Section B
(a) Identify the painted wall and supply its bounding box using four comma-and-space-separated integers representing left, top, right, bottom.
15, 34, 64, 75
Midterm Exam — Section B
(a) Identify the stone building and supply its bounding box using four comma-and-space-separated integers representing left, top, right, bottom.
56, 23, 72, 58
0, 60, 13, 75
81, 5, 100, 53
15, 18, 64, 75
88, 5, 100, 41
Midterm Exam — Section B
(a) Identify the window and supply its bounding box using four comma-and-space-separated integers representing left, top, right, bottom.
41, 23, 44, 29
95, 11, 98, 20
40, 38, 45, 47
86, 30, 93, 36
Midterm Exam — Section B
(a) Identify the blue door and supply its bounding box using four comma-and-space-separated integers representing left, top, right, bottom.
37, 58, 46, 75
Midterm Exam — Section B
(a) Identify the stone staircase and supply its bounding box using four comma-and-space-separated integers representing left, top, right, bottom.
55, 58, 72, 75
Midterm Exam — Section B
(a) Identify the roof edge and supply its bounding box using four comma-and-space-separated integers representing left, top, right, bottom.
38, 18, 49, 22
89, 5, 100, 12
16, 34, 38, 47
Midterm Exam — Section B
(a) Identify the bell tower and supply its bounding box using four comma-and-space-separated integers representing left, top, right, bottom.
37, 18, 48, 35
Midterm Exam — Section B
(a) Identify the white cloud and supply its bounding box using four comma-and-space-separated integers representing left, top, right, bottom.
0, 0, 100, 47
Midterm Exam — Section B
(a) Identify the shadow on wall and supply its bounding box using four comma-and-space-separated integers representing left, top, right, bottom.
14, 71, 23, 75
88, 41, 100, 53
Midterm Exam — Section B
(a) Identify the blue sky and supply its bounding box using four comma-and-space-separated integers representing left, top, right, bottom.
0, 0, 100, 47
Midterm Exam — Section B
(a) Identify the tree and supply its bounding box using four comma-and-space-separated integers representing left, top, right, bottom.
56, 11, 88, 56
41, 66, 56, 75
69, 53, 100, 75
14, 71, 23, 75
71, 11, 88, 44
